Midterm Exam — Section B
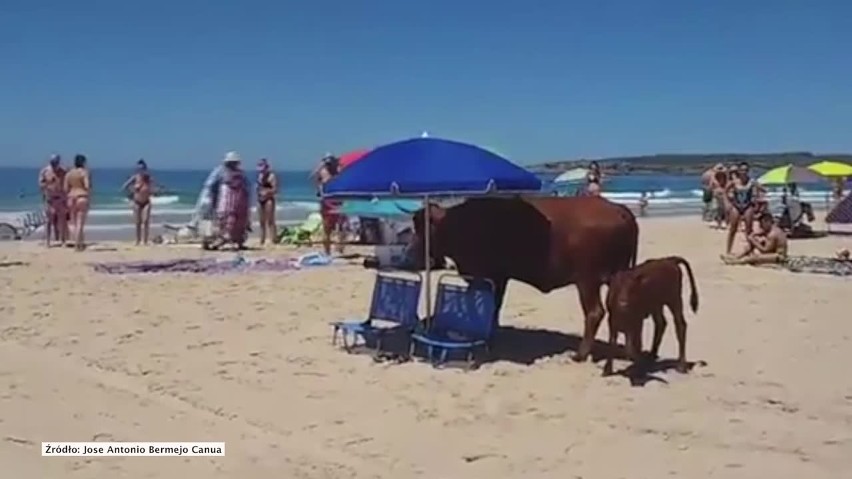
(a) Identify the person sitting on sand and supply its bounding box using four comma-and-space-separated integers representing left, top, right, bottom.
721, 212, 788, 265
121, 159, 155, 245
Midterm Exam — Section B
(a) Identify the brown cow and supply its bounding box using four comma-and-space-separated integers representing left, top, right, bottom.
408, 196, 639, 362
602, 256, 698, 376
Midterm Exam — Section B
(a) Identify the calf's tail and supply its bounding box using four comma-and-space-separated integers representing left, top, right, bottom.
673, 256, 699, 313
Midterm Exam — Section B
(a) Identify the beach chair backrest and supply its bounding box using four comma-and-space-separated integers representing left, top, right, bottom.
368, 272, 422, 327
20, 211, 46, 235
432, 275, 496, 341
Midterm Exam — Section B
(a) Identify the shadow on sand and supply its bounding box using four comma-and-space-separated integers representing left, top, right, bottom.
334, 324, 706, 386
0, 261, 28, 268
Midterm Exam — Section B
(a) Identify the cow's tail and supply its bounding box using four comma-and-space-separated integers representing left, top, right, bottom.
673, 256, 698, 313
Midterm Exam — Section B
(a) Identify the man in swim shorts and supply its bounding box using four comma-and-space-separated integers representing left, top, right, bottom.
38, 153, 67, 247
721, 212, 788, 265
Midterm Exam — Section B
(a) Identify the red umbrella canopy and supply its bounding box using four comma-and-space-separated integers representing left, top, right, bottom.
338, 148, 371, 169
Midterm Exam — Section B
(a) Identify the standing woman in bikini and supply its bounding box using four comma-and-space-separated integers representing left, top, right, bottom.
64, 154, 92, 251
256, 158, 278, 246
724, 161, 758, 255
585, 161, 603, 196
122, 159, 154, 245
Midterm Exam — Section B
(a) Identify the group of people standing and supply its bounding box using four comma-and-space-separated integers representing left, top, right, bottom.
198, 152, 279, 250
699, 161, 788, 264
37, 154, 92, 251
37, 151, 283, 251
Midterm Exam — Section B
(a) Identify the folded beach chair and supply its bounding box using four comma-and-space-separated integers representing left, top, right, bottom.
331, 271, 423, 353
0, 211, 47, 241
409, 274, 496, 369
278, 212, 323, 245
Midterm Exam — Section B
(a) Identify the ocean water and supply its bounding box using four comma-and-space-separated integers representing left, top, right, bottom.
0, 166, 838, 238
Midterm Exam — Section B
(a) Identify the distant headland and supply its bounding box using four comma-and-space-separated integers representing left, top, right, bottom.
528, 152, 852, 176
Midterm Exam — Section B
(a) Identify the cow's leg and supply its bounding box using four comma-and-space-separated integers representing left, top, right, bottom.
491, 278, 508, 332
573, 279, 605, 362
602, 315, 617, 376
670, 303, 689, 373
649, 308, 667, 360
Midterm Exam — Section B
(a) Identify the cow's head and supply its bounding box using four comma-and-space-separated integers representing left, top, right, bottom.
406, 203, 448, 269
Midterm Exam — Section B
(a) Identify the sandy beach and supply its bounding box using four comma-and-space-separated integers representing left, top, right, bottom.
1, 215, 850, 478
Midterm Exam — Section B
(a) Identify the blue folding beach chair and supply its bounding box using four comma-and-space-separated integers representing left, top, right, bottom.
331, 271, 423, 353
410, 274, 496, 369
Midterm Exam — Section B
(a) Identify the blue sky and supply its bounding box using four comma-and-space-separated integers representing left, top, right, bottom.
2, 1, 851, 169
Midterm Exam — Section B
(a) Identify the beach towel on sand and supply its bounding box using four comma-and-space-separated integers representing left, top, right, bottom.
91, 257, 297, 275
760, 256, 852, 277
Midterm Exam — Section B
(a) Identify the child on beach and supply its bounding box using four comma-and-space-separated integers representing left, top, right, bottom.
638, 191, 648, 216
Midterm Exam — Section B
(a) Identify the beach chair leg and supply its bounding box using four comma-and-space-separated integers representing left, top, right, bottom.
408, 340, 417, 360
332, 326, 340, 346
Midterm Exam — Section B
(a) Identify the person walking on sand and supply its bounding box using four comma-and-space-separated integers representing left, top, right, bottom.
256, 158, 278, 246
38, 153, 68, 247
700, 165, 716, 220
64, 154, 92, 251
710, 163, 729, 229
205, 152, 250, 250
724, 161, 759, 255
314, 153, 344, 255
121, 159, 154, 245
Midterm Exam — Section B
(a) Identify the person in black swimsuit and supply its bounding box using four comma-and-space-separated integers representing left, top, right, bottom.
122, 159, 155, 245
256, 158, 278, 246
724, 161, 758, 255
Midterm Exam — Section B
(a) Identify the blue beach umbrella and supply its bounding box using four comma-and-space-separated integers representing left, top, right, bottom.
321, 136, 541, 318
321, 137, 541, 197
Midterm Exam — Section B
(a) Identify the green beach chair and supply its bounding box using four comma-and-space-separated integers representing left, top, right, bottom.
277, 212, 323, 245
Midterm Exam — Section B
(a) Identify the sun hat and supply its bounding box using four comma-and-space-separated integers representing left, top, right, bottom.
223, 151, 241, 164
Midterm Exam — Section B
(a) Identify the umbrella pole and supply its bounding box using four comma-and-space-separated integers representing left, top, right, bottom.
423, 195, 432, 323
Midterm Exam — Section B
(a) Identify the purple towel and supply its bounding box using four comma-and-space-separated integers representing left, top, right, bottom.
91, 258, 296, 275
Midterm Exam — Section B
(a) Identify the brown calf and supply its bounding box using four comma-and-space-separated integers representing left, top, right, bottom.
603, 256, 699, 376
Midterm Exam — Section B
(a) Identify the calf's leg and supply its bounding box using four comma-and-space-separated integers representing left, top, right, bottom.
573, 279, 605, 362
670, 304, 689, 373
650, 309, 667, 359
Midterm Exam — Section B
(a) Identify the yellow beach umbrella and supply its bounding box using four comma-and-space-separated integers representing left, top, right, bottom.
808, 160, 852, 178
757, 164, 824, 185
